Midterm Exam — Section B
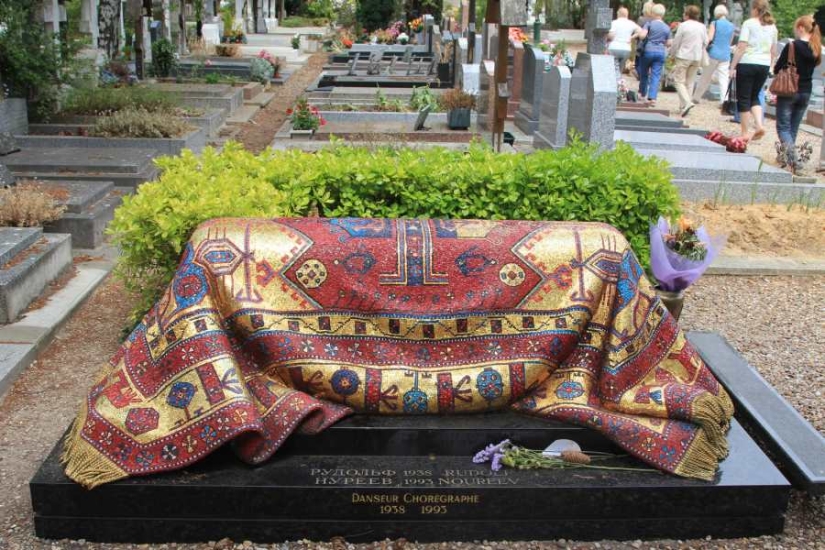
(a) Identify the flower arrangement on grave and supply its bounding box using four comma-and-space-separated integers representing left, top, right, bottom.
705, 131, 748, 153
397, 32, 409, 45
617, 77, 629, 103
509, 27, 529, 44
473, 440, 657, 473
257, 50, 280, 74
291, 33, 301, 50
410, 17, 424, 33
222, 27, 245, 44
649, 217, 725, 318
540, 39, 575, 70
287, 98, 326, 132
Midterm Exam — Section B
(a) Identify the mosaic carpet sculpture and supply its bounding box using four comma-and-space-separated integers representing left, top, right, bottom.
64, 218, 734, 487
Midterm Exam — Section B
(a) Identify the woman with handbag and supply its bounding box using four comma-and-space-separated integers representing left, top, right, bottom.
692, 5, 736, 106
773, 15, 822, 171
637, 4, 672, 106
729, 0, 778, 141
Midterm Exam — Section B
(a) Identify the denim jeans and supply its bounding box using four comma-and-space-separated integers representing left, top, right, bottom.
775, 92, 811, 146
732, 89, 765, 123
638, 50, 666, 100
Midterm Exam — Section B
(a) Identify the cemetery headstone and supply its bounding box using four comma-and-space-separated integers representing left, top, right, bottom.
0, 163, 16, 186
474, 34, 483, 64
347, 57, 360, 76
460, 63, 481, 95
508, 39, 526, 119
515, 45, 548, 134
0, 134, 20, 157
458, 37, 469, 64
585, 0, 613, 55
367, 52, 382, 76
402, 46, 413, 64
567, 53, 617, 149
386, 56, 397, 75
413, 105, 432, 131
533, 65, 572, 149
477, 60, 496, 131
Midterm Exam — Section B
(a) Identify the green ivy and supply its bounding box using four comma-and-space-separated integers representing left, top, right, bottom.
110, 140, 680, 321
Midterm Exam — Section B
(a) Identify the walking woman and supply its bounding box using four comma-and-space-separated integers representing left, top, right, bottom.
608, 7, 643, 76
774, 15, 822, 171
692, 5, 736, 105
670, 5, 708, 116
637, 4, 672, 106
730, 0, 778, 141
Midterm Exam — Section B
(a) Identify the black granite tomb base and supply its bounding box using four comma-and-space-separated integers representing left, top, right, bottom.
31, 413, 789, 544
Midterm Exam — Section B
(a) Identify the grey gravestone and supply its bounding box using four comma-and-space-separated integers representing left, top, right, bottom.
461, 63, 481, 94
432, 26, 442, 56
0, 163, 15, 186
402, 46, 414, 64
367, 52, 382, 76
458, 37, 468, 64
413, 105, 432, 131
477, 60, 495, 131
347, 57, 360, 76
533, 65, 572, 150
422, 14, 434, 50
515, 45, 548, 135
474, 34, 483, 64
585, 0, 613, 55
567, 53, 616, 150
386, 56, 397, 75
0, 134, 19, 156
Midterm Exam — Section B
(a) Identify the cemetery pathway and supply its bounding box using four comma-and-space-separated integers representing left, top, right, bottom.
236, 53, 329, 153
0, 275, 823, 549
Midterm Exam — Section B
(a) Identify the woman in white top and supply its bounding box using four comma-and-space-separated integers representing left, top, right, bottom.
730, 0, 778, 141
607, 7, 642, 76
669, 4, 708, 116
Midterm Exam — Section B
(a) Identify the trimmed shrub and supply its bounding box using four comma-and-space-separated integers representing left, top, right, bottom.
61, 87, 178, 116
89, 108, 195, 138
151, 38, 177, 77
249, 57, 275, 84
110, 140, 680, 321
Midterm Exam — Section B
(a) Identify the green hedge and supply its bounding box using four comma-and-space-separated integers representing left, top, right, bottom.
110, 140, 679, 321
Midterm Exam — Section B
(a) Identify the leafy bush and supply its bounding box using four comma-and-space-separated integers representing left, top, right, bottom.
249, 57, 275, 84
89, 108, 195, 138
302, 0, 335, 19
151, 39, 177, 77
281, 16, 331, 27
0, 182, 67, 228
773, 0, 820, 37
61, 87, 178, 115
110, 140, 680, 320
409, 85, 441, 111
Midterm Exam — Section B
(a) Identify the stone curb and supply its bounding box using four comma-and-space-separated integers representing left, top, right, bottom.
0, 259, 113, 398
708, 256, 825, 276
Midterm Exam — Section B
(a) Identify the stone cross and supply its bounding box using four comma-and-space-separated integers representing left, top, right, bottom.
367, 52, 382, 75
566, 53, 616, 149
386, 56, 397, 75
533, 65, 571, 149
347, 56, 360, 76
585, 0, 613, 55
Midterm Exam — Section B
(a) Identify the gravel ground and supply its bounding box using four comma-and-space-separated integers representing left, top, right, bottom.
621, 71, 824, 182
0, 275, 823, 550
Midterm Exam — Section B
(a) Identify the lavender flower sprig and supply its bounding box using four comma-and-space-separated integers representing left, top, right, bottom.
473, 440, 658, 473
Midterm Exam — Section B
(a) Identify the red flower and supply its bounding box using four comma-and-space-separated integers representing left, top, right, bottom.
286, 108, 293, 115
320, 118, 327, 126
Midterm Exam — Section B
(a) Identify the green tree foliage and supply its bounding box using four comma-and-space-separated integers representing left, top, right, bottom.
356, 0, 401, 31
109, 140, 680, 321
772, 0, 821, 38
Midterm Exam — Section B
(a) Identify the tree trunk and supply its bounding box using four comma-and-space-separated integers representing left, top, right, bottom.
98, 0, 121, 59
133, 0, 145, 78
178, 0, 188, 54
278, 0, 285, 21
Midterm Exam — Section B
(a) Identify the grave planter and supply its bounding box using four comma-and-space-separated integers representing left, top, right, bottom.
437, 62, 451, 82
289, 128, 315, 139
447, 108, 472, 130
655, 288, 684, 321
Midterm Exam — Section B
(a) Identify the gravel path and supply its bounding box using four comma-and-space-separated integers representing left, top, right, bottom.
235, 52, 328, 153
0, 274, 823, 550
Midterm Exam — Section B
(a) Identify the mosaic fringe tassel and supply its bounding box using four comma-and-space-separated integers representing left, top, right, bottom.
675, 388, 735, 481
61, 402, 128, 489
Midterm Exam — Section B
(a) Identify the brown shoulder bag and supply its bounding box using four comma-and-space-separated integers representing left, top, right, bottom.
770, 41, 799, 97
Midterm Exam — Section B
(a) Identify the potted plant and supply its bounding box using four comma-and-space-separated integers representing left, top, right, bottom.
410, 17, 424, 43
649, 217, 725, 320
440, 88, 475, 130
436, 41, 453, 83
287, 98, 325, 139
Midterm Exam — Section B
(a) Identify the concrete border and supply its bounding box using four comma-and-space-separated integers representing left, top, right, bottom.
0, 258, 113, 398
708, 256, 825, 276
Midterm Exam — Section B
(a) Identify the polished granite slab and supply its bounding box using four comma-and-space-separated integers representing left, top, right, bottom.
31, 415, 789, 543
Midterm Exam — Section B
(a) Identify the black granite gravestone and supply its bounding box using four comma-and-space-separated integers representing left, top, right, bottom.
32, 409, 789, 543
